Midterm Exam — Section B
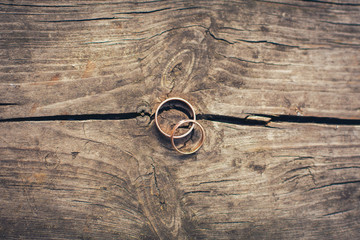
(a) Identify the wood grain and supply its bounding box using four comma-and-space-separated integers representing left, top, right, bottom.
1, 120, 359, 239
1, 0, 359, 239
0, 0, 359, 119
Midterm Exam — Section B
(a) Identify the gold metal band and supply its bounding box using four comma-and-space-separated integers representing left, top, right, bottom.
170, 119, 205, 155
154, 97, 196, 139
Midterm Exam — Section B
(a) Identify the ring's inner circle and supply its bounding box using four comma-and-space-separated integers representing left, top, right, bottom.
157, 100, 194, 137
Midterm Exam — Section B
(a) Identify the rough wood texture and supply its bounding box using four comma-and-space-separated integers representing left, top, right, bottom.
1, 0, 360, 239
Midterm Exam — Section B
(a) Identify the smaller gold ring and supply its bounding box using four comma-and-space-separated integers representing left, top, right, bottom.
155, 97, 196, 139
170, 119, 205, 155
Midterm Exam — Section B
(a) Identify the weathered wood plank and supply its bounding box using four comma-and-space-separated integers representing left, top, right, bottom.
1, 120, 359, 239
0, 0, 359, 119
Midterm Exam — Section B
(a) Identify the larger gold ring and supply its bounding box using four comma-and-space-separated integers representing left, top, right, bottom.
155, 97, 196, 139
170, 119, 205, 155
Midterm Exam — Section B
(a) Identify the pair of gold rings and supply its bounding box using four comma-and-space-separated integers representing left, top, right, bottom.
155, 97, 205, 154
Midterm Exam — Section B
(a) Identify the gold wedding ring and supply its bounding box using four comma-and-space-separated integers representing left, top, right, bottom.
155, 97, 205, 154
155, 97, 196, 139
170, 119, 205, 155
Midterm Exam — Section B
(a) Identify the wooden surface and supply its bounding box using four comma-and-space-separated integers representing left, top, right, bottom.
1, 0, 360, 239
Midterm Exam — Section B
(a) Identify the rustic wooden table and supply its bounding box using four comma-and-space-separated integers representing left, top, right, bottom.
1, 0, 360, 239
